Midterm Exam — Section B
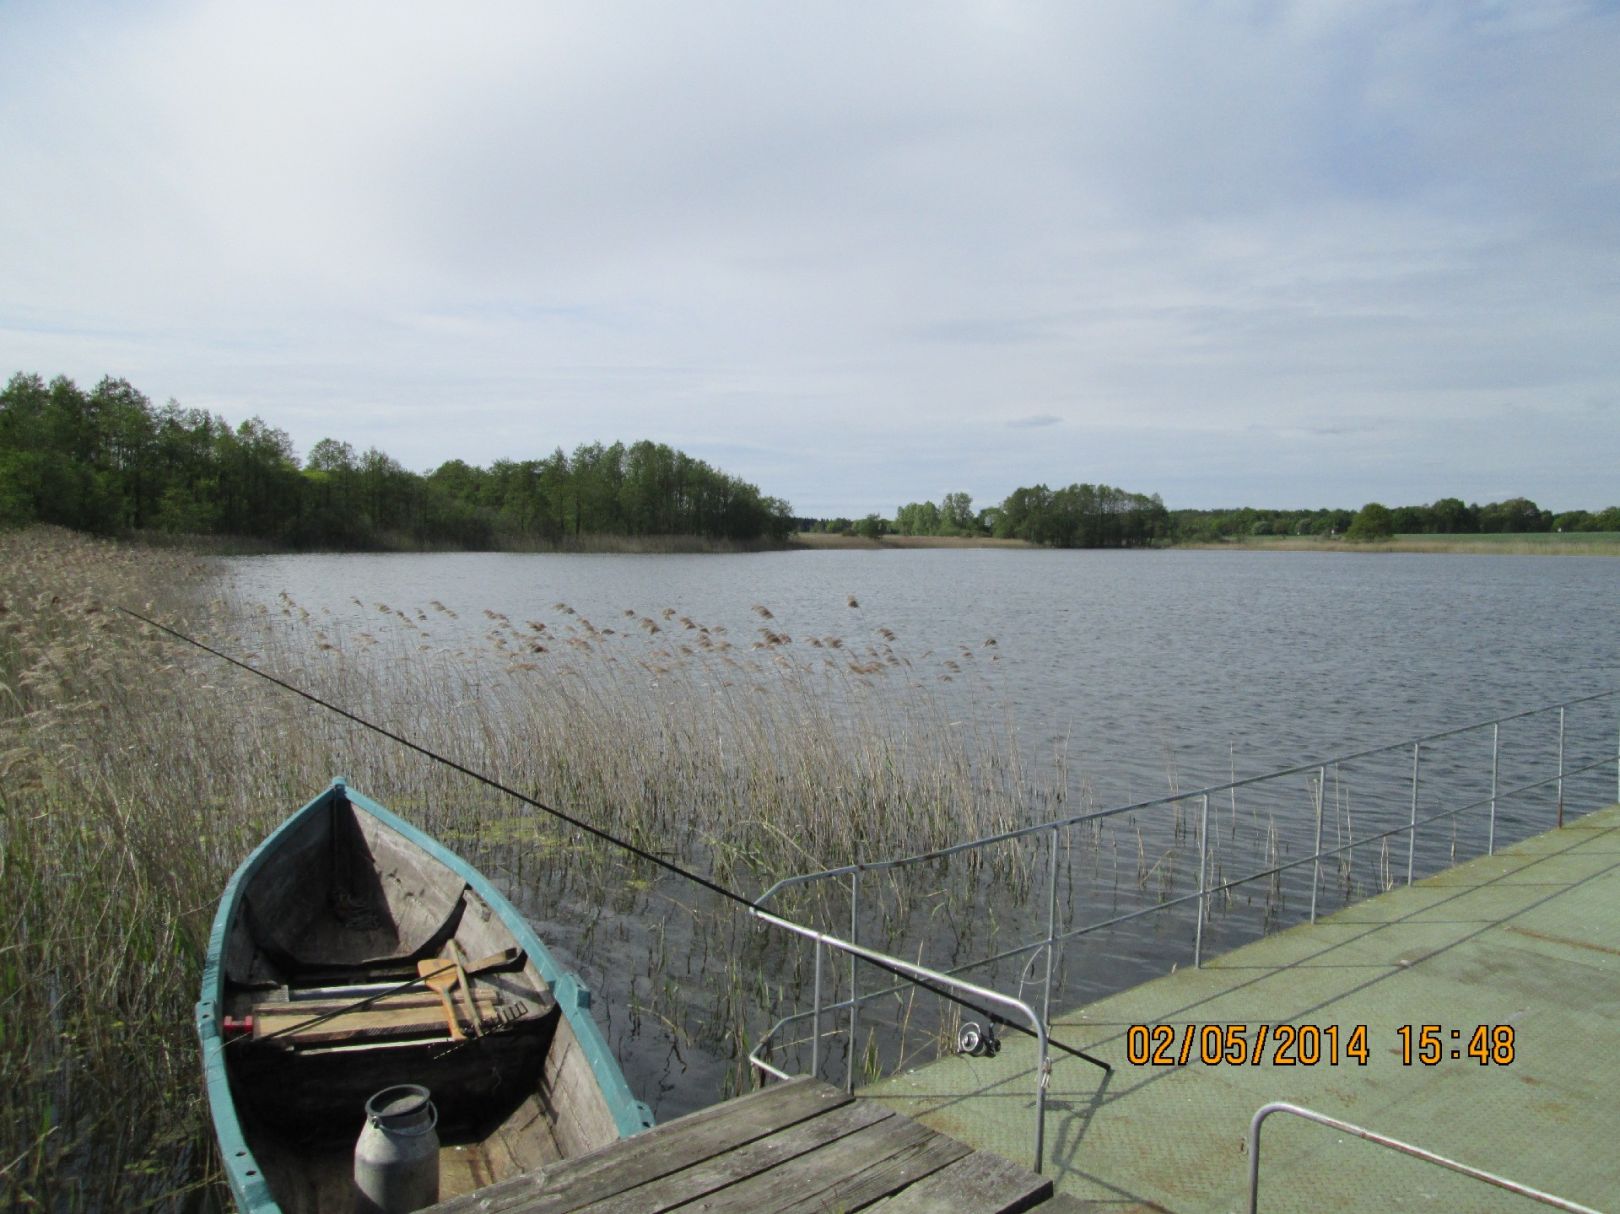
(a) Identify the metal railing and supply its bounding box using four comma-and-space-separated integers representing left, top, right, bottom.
1247, 1102, 1602, 1213
742, 905, 1052, 1173
745, 691, 1620, 1173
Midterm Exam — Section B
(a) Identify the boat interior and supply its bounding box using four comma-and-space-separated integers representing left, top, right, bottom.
219, 792, 619, 1212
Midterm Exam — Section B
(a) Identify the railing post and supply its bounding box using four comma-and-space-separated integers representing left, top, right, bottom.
1557, 707, 1566, 829
811, 939, 822, 1080
1194, 795, 1209, 968
1310, 768, 1325, 923
1042, 826, 1060, 1029
1489, 723, 1500, 855
847, 870, 859, 1093
1407, 744, 1420, 885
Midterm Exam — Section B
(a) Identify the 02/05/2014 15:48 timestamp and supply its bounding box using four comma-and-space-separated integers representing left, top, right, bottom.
1123, 1023, 1517, 1067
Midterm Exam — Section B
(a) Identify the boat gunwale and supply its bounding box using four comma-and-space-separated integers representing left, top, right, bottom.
196, 778, 653, 1214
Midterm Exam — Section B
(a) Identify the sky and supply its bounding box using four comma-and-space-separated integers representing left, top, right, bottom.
3, 2, 1618, 518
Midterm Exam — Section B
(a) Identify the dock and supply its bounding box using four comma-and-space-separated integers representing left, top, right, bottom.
864, 802, 1620, 1212
425, 1075, 1072, 1213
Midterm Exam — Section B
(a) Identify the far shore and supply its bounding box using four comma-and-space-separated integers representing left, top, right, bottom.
101, 524, 1620, 558
1183, 532, 1620, 556
790, 531, 1620, 556
787, 532, 1037, 550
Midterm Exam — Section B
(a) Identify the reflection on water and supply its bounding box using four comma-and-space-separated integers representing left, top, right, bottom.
225, 549, 1620, 1115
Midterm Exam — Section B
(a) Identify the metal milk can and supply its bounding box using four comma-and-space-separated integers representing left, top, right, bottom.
354, 1084, 440, 1214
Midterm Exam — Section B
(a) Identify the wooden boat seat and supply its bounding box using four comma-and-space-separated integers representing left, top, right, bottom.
252, 989, 508, 1048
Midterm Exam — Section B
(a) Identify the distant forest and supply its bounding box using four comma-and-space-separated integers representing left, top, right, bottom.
0, 373, 794, 548
8, 372, 1613, 554
807, 491, 1620, 547
1165, 499, 1620, 541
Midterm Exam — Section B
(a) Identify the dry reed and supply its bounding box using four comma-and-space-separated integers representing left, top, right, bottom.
0, 525, 1067, 1208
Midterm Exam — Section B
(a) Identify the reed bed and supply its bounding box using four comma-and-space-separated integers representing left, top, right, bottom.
0, 525, 1069, 1209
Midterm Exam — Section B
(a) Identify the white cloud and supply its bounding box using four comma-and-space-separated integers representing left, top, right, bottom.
2, 0, 1617, 513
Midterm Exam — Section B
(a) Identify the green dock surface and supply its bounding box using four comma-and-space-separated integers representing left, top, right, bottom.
864, 803, 1620, 1213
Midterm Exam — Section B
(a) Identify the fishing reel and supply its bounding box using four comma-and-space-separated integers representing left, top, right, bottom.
956, 1020, 1001, 1058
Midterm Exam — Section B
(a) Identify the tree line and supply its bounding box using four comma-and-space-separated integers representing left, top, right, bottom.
804, 489, 1619, 548
0, 373, 793, 548
807, 482, 1172, 547
1170, 497, 1620, 543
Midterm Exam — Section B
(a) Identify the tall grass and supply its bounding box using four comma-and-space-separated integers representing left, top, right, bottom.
0, 525, 1065, 1209
0, 528, 255, 1210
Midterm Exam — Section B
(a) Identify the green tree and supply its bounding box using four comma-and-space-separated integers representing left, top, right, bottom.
895, 501, 940, 536
1428, 498, 1475, 533
853, 513, 885, 540
940, 491, 976, 535
1476, 497, 1549, 533
1345, 502, 1395, 542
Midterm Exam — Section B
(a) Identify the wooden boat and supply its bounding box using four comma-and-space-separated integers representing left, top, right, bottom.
196, 779, 653, 1213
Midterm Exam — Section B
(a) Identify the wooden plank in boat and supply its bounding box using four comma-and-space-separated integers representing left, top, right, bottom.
426, 1078, 850, 1214
862, 1149, 1054, 1213
253, 991, 502, 1044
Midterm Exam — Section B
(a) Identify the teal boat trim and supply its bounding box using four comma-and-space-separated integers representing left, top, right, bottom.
196, 778, 653, 1214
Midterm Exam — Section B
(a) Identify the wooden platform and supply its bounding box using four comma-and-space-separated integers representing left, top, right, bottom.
424, 1076, 1057, 1213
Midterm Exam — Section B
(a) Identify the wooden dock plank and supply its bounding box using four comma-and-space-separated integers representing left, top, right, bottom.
862, 1150, 1054, 1214
577, 1097, 894, 1213
684, 1109, 970, 1214
426, 1078, 850, 1214
426, 1077, 1064, 1213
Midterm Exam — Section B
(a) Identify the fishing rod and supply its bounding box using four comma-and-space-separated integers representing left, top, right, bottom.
121, 605, 1109, 1073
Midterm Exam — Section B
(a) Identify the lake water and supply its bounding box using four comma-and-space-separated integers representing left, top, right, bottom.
223, 548, 1620, 1113
226, 547, 1619, 797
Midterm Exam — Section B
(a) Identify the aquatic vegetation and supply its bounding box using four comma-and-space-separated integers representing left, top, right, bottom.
0, 525, 1061, 1207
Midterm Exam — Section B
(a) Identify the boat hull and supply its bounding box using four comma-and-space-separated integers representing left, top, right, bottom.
196, 780, 651, 1214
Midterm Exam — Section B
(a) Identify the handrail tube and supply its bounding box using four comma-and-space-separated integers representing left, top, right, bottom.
772, 934, 1055, 1022
1309, 769, 1324, 923
1406, 743, 1420, 885
1042, 826, 1060, 1026
1195, 794, 1209, 966
744, 905, 1051, 1173
847, 870, 860, 1094
1489, 722, 1500, 854
755, 691, 1619, 904
1557, 707, 1566, 828
751, 1055, 792, 1082
810, 940, 823, 1079
1248, 1101, 1601, 1214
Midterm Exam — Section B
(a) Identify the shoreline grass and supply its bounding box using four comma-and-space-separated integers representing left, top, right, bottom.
788, 533, 1037, 550
796, 531, 1620, 555
1180, 531, 1620, 556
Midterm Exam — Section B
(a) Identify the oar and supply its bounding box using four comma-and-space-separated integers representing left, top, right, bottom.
448, 941, 482, 1037
419, 959, 466, 1041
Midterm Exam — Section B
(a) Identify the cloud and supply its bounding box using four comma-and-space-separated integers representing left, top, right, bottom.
2, 1, 1617, 514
